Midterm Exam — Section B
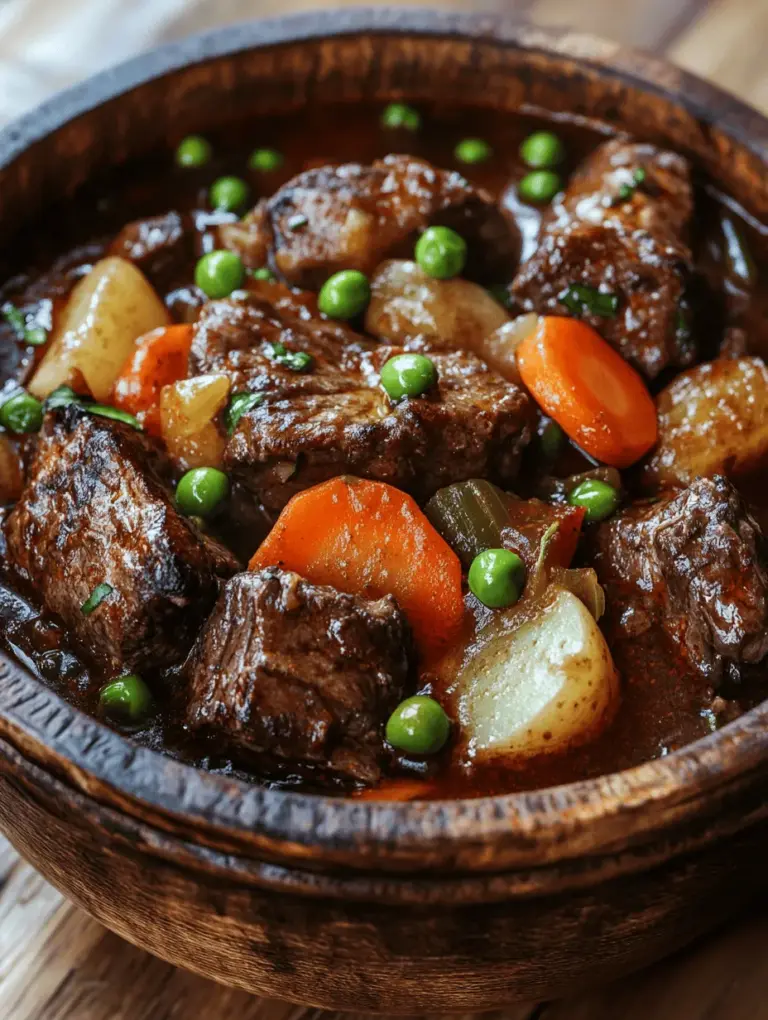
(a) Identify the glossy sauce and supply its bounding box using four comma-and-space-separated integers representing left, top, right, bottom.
1, 103, 767, 799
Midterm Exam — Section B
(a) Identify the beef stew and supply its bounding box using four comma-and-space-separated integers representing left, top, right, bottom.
1, 103, 767, 800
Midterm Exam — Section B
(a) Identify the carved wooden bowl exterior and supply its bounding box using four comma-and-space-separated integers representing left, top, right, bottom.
1, 10, 768, 1013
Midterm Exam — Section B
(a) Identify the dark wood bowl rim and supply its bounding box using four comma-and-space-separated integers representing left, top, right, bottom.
2, 8, 768, 870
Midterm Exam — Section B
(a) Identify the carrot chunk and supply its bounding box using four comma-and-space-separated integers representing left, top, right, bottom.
112, 324, 194, 435
517, 316, 658, 468
249, 476, 465, 659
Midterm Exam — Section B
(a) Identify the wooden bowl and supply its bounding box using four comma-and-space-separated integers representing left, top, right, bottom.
2, 10, 768, 1012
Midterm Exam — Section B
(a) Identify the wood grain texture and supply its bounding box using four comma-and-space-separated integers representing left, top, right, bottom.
1, 2, 768, 1019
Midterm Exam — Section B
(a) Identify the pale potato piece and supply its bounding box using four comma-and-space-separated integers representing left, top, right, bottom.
642, 356, 768, 491
366, 259, 509, 345
160, 374, 230, 470
460, 588, 619, 759
29, 257, 169, 402
481, 313, 538, 385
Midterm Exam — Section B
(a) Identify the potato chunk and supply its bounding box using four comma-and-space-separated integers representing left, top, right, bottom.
160, 374, 230, 470
641, 357, 768, 491
29, 257, 169, 402
460, 587, 619, 758
365, 260, 537, 385
366, 259, 508, 344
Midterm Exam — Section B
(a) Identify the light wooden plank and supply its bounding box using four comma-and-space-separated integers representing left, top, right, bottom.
157, 0, 515, 44
541, 903, 768, 1020
530, 0, 707, 52
668, 0, 768, 114
0, 852, 105, 1020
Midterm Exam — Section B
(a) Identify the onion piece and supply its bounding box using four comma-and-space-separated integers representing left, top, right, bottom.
551, 566, 606, 621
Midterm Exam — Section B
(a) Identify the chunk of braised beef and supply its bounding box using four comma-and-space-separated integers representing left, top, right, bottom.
512, 139, 694, 380
220, 155, 518, 287
109, 211, 195, 293
184, 568, 413, 784
190, 291, 533, 512
593, 476, 768, 681
4, 405, 238, 676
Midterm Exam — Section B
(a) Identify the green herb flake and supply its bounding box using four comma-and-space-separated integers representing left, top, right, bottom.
44, 386, 142, 429
88, 404, 142, 430
249, 267, 276, 282
225, 391, 265, 434
487, 284, 513, 310
81, 582, 114, 616
613, 167, 647, 205
286, 213, 308, 232
560, 283, 619, 319
2, 302, 48, 346
534, 522, 560, 577
269, 341, 314, 373
44, 386, 80, 410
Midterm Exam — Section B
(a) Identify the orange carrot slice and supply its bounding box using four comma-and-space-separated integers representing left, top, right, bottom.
112, 324, 194, 436
517, 316, 657, 468
249, 476, 465, 660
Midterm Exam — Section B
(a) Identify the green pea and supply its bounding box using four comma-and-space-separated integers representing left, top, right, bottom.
386, 696, 450, 756
380, 353, 438, 401
209, 175, 250, 213
175, 135, 211, 168
468, 548, 526, 609
99, 674, 154, 727
317, 270, 371, 321
568, 479, 620, 523
0, 391, 43, 434
520, 130, 565, 169
250, 267, 276, 282
414, 226, 467, 280
176, 467, 230, 518
194, 250, 245, 299
249, 148, 283, 172
540, 419, 565, 461
455, 138, 493, 165
381, 103, 421, 131
519, 170, 562, 205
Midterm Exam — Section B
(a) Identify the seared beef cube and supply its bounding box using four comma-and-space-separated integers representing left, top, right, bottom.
191, 293, 533, 512
593, 476, 768, 680
220, 155, 518, 288
189, 284, 372, 393
185, 569, 412, 784
513, 140, 694, 379
5, 406, 238, 676
109, 211, 194, 292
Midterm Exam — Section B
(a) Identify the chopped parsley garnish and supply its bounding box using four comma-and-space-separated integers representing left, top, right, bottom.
269, 342, 314, 373
560, 283, 619, 319
81, 582, 113, 616
2, 302, 48, 346
614, 167, 647, 204
44, 385, 142, 430
88, 405, 143, 429
286, 213, 308, 232
676, 305, 692, 347
487, 284, 513, 310
225, 391, 265, 434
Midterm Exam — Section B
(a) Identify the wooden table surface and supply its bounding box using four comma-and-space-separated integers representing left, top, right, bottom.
2, 0, 768, 1017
